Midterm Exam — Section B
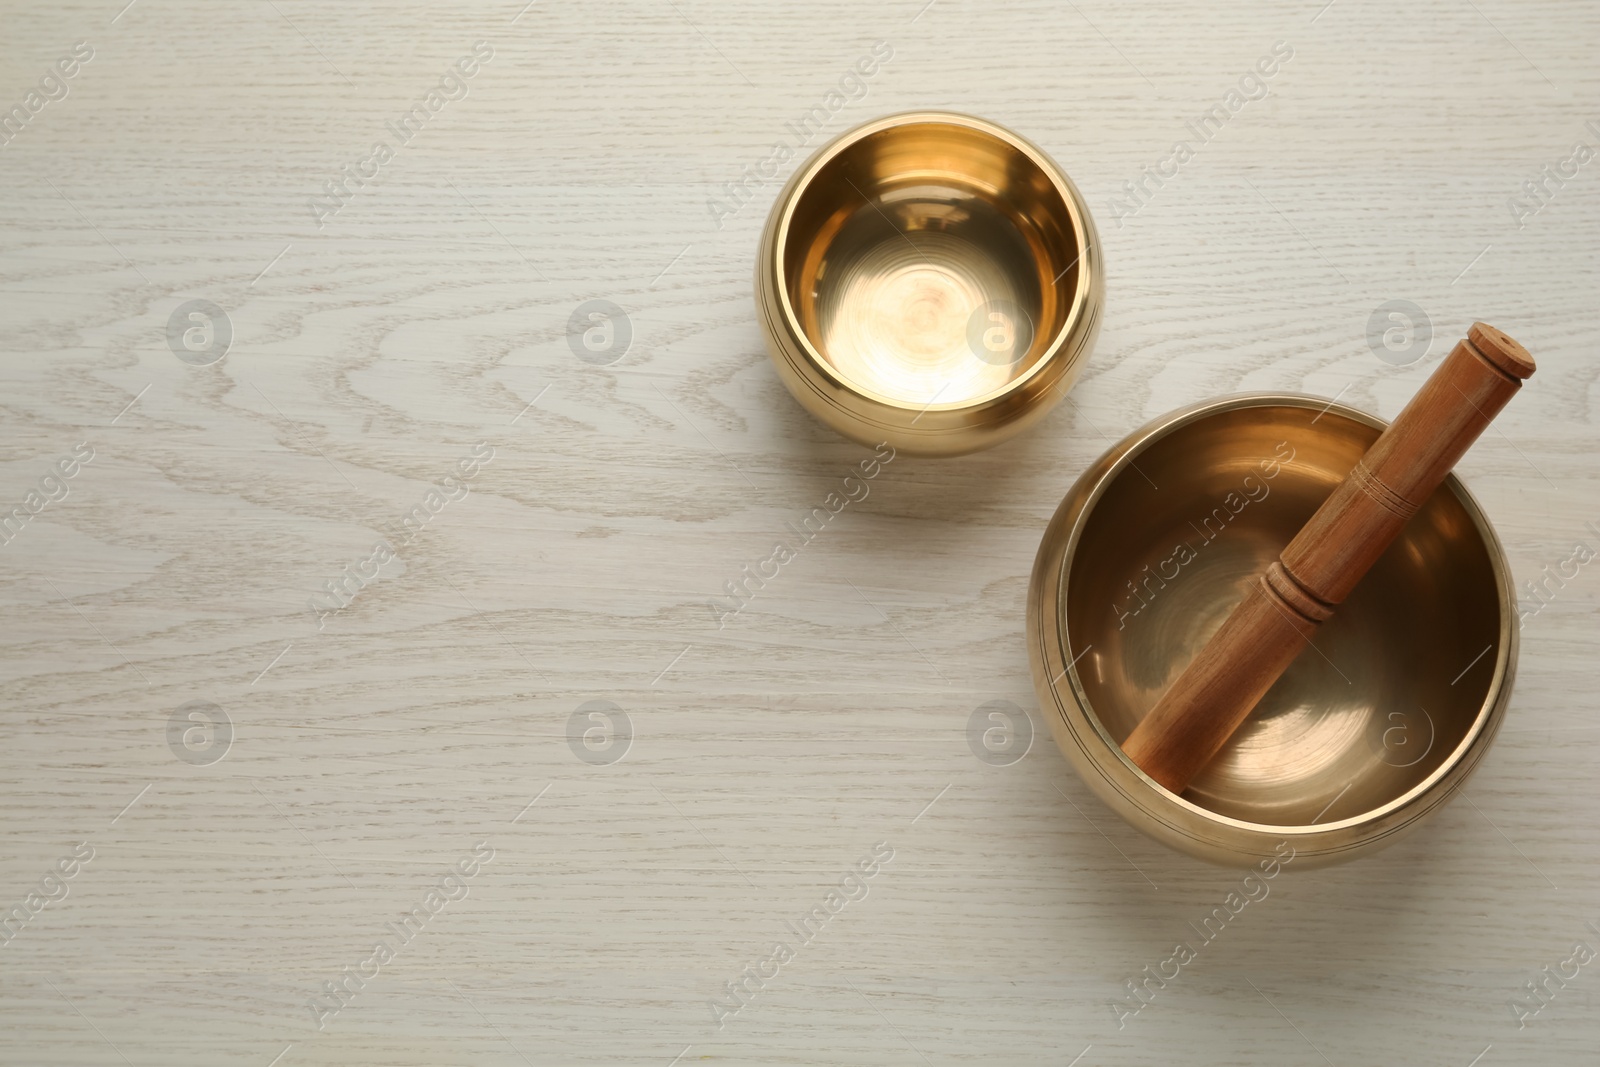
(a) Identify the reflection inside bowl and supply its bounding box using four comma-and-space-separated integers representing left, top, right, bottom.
812, 203, 1035, 404
1063, 403, 1504, 827
781, 120, 1081, 407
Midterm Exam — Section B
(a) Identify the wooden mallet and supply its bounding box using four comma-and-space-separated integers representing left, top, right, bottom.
1121, 323, 1535, 794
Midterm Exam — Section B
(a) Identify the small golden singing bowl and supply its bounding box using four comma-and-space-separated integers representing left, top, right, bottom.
757, 112, 1102, 456
1028, 395, 1517, 868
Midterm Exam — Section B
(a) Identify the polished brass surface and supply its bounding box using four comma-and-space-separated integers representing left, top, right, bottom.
1027, 395, 1517, 868
758, 112, 1102, 456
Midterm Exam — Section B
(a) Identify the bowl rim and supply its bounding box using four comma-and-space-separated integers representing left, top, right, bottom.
1050, 391, 1516, 839
769, 109, 1097, 413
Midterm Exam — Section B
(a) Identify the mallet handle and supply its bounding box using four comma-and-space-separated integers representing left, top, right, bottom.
1120, 323, 1535, 794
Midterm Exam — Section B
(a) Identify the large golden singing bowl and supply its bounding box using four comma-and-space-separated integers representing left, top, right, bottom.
1028, 395, 1517, 868
757, 112, 1102, 456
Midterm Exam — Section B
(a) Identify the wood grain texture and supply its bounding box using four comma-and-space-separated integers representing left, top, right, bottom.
1, 1, 1597, 1064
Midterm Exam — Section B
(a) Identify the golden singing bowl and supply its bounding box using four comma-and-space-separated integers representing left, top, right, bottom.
1028, 395, 1517, 868
757, 112, 1102, 456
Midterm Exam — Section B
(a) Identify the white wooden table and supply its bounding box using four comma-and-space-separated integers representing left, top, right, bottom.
3, 1, 1598, 1063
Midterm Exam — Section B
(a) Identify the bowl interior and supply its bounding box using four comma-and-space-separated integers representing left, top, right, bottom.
1064, 402, 1504, 826
780, 119, 1081, 407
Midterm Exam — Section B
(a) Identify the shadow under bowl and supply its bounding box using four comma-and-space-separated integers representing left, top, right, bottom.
1027, 395, 1517, 868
